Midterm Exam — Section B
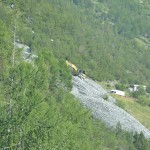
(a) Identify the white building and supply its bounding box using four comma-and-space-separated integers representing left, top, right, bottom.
110, 90, 125, 96
133, 85, 146, 92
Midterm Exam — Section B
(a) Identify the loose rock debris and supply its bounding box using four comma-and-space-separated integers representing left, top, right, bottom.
71, 76, 150, 139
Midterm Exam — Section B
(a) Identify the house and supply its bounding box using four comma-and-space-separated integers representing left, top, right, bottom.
110, 90, 125, 96
134, 85, 146, 91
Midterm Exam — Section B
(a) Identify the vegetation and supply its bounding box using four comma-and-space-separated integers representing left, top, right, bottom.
102, 93, 109, 101
112, 95, 150, 131
138, 95, 150, 107
3, 0, 150, 84
0, 0, 150, 149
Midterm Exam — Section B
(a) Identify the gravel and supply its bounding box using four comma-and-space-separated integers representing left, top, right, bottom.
71, 76, 150, 139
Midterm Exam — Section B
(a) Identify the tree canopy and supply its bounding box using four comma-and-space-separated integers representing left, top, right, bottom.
0, 0, 150, 149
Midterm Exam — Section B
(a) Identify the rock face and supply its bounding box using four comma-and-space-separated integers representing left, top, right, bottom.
15, 42, 31, 59
71, 76, 150, 139
15, 42, 38, 62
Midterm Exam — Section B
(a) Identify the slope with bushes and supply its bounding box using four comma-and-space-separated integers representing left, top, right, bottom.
3, 0, 150, 84
0, 0, 150, 149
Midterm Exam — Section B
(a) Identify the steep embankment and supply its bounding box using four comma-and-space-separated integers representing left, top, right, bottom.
71, 76, 150, 139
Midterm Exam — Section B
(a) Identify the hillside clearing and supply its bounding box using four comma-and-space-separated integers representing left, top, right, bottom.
112, 95, 150, 130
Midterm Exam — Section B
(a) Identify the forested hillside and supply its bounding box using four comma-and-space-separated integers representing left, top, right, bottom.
7, 0, 150, 84
0, 0, 150, 149
2, 0, 150, 84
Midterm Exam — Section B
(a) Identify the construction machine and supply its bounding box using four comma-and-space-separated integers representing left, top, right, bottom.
66, 60, 86, 79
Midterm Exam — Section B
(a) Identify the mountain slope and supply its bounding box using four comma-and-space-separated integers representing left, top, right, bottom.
0, 1, 150, 149
71, 76, 150, 139
3, 0, 150, 84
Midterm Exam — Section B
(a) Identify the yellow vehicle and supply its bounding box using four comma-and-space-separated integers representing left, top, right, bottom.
66, 60, 86, 79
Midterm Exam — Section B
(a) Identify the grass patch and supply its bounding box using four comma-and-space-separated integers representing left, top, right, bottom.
115, 100, 125, 109
112, 94, 150, 130
102, 94, 109, 101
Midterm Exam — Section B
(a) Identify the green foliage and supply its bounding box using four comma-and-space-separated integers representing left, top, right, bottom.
132, 87, 146, 99
146, 85, 150, 94
138, 95, 150, 107
102, 93, 109, 101
3, 0, 149, 85
58, 59, 72, 90
115, 83, 126, 91
133, 132, 150, 150
116, 100, 125, 109
0, 1, 150, 149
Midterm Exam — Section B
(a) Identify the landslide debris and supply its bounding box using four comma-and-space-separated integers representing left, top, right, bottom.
71, 76, 150, 139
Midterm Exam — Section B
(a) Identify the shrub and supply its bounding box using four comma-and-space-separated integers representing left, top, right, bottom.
146, 85, 150, 94
106, 83, 111, 88
115, 84, 125, 91
102, 94, 109, 100
137, 95, 150, 107
132, 87, 146, 99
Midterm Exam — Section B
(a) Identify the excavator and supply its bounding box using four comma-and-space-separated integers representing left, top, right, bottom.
66, 60, 86, 79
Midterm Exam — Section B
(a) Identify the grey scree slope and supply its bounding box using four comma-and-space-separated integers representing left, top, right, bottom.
71, 76, 150, 139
